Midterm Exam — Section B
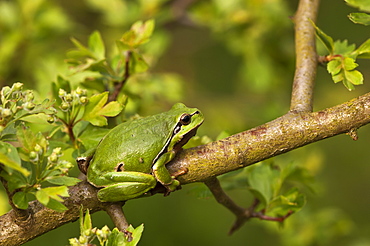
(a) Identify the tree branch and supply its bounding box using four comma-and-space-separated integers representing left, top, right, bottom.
290, 0, 320, 112
0, 181, 104, 246
2, 92, 370, 245
167, 92, 370, 183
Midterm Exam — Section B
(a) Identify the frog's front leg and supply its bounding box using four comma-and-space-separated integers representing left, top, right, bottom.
97, 171, 157, 202
152, 151, 181, 193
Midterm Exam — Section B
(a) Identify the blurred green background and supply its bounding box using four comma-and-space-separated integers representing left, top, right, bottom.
1, 0, 370, 245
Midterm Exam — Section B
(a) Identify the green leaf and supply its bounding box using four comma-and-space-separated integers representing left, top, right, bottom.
0, 170, 28, 191
78, 124, 110, 150
247, 162, 279, 206
131, 19, 155, 46
83, 209, 92, 232
126, 224, 144, 246
343, 57, 359, 70
0, 141, 30, 176
342, 77, 356, 91
120, 19, 155, 49
88, 31, 105, 59
267, 188, 305, 216
311, 21, 334, 54
36, 186, 69, 205
36, 189, 50, 205
346, 0, 370, 12
17, 127, 48, 161
355, 38, 370, 58
45, 198, 68, 212
348, 13, 370, 25
106, 225, 144, 246
333, 40, 356, 56
327, 59, 342, 76
36, 186, 69, 212
12, 191, 29, 210
106, 228, 126, 246
82, 92, 123, 126
46, 176, 81, 186
130, 52, 149, 73
345, 69, 364, 85
68, 37, 94, 59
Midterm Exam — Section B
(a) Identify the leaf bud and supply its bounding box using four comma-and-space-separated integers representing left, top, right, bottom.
75, 87, 86, 96
23, 102, 36, 111
34, 144, 43, 154
1, 86, 11, 98
49, 107, 58, 114
79, 96, 88, 105
25, 90, 34, 101
65, 93, 73, 102
53, 147, 62, 156
48, 153, 58, 163
68, 238, 79, 246
29, 151, 38, 162
58, 88, 66, 98
78, 235, 87, 243
83, 229, 92, 236
12, 82, 23, 91
1, 108, 12, 117
11, 91, 21, 99
47, 115, 56, 123
60, 102, 70, 111
101, 225, 110, 235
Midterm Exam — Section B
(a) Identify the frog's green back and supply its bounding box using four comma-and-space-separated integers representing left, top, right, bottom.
87, 103, 202, 182
91, 114, 174, 173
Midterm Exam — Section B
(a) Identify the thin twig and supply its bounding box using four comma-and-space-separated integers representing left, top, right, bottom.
290, 0, 320, 112
109, 51, 131, 102
204, 178, 294, 235
204, 177, 252, 235
103, 202, 133, 241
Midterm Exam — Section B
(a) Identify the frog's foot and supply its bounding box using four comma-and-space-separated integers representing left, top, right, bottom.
171, 167, 188, 179
163, 167, 189, 196
163, 179, 181, 196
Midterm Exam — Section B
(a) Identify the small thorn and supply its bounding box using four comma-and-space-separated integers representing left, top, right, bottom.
347, 128, 358, 141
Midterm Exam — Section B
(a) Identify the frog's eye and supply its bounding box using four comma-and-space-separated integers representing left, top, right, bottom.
180, 114, 191, 125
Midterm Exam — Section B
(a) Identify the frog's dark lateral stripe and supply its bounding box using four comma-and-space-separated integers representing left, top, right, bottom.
152, 111, 200, 165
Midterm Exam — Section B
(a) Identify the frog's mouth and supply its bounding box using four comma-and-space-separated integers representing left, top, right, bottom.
173, 126, 199, 152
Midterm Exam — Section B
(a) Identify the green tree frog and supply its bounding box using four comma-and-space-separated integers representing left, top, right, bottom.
79, 103, 204, 202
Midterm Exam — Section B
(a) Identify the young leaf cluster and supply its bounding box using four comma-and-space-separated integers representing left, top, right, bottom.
0, 83, 80, 211
245, 162, 308, 218
191, 160, 310, 222
66, 20, 154, 94
69, 209, 143, 246
312, 3, 370, 91
51, 77, 123, 149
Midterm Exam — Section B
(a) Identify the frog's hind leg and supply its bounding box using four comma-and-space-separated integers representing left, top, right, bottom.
97, 172, 157, 202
